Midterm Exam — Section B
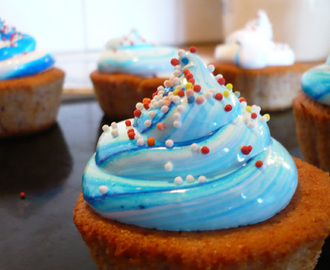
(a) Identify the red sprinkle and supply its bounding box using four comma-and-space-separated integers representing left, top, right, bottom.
125, 120, 131, 126
128, 132, 135, 140
251, 113, 257, 119
201, 146, 210, 154
255, 160, 263, 168
147, 137, 155, 146
183, 69, 190, 75
143, 98, 151, 104
239, 97, 246, 103
171, 58, 179, 66
224, 104, 232, 112
178, 89, 185, 97
218, 77, 226, 85
190, 46, 197, 53
193, 84, 201, 92
144, 103, 150, 110
20, 192, 25, 199
188, 78, 195, 85
127, 128, 135, 134
152, 90, 159, 98
241, 145, 253, 155
186, 73, 194, 80
215, 93, 223, 101
157, 123, 165, 131
134, 109, 141, 118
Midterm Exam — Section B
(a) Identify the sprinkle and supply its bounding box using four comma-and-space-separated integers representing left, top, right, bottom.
188, 96, 195, 104
157, 86, 164, 91
20, 192, 25, 199
198, 176, 206, 183
218, 77, 226, 85
181, 57, 189, 65
143, 98, 151, 104
177, 105, 185, 113
223, 90, 229, 98
183, 69, 190, 75
241, 145, 253, 155
164, 80, 175, 88
208, 64, 215, 72
209, 88, 216, 95
128, 132, 135, 140
172, 96, 181, 104
186, 89, 194, 96
186, 175, 195, 183
102, 125, 109, 132
264, 113, 270, 122
178, 89, 185, 97
134, 109, 141, 118
178, 49, 186, 58
196, 96, 204, 105
157, 123, 165, 131
191, 143, 199, 151
205, 92, 213, 99
174, 176, 183, 185
215, 93, 223, 101
185, 82, 193, 89
148, 111, 156, 119
136, 102, 144, 110
224, 104, 232, 112
173, 89, 179, 95
201, 146, 210, 154
260, 116, 267, 123
188, 78, 195, 84
234, 91, 240, 97
144, 120, 152, 127
251, 113, 257, 119
226, 83, 233, 90
245, 106, 252, 113
137, 138, 145, 146
165, 162, 173, 171
165, 139, 174, 148
247, 122, 255, 129
251, 105, 261, 114
134, 133, 141, 140
239, 97, 246, 103
194, 84, 201, 92
147, 137, 155, 146
173, 120, 182, 128
144, 103, 150, 110
99, 186, 109, 195
111, 122, 117, 128
255, 160, 263, 168
127, 128, 135, 134
111, 129, 119, 137
170, 58, 179, 66
161, 106, 169, 113
189, 46, 197, 53
173, 112, 181, 120
173, 69, 181, 77
240, 101, 247, 108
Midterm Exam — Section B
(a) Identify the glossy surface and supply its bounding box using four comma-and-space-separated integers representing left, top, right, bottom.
83, 50, 297, 231
0, 100, 329, 269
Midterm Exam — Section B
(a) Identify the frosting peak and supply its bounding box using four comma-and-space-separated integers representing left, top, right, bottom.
83, 47, 297, 231
215, 10, 295, 69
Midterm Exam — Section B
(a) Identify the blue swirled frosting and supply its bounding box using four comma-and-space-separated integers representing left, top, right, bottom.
301, 57, 330, 106
97, 29, 177, 77
83, 48, 297, 231
0, 18, 55, 80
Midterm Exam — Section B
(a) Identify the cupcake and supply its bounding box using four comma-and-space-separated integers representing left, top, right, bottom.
0, 19, 65, 138
212, 10, 312, 111
293, 56, 330, 172
74, 47, 330, 269
90, 29, 177, 120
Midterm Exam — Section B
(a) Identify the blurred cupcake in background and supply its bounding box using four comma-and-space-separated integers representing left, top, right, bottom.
212, 10, 312, 111
0, 18, 65, 138
90, 29, 177, 120
293, 56, 330, 172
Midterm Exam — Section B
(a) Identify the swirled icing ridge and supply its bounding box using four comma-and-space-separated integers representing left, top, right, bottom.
83, 47, 297, 231
0, 18, 55, 80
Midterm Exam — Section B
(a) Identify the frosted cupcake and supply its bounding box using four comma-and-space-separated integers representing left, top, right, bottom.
90, 29, 177, 120
212, 10, 312, 111
75, 47, 330, 269
0, 19, 65, 138
293, 56, 330, 172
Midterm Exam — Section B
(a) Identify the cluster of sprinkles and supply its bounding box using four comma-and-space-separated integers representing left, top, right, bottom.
0, 19, 22, 47
101, 46, 270, 189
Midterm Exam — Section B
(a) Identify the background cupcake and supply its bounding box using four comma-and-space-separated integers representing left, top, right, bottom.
0, 18, 65, 138
293, 56, 330, 172
212, 10, 312, 111
90, 29, 177, 120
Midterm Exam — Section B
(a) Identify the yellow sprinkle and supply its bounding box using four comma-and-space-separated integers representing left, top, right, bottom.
245, 106, 252, 113
185, 82, 193, 89
223, 90, 229, 98
173, 89, 179, 95
226, 83, 233, 90
264, 113, 270, 122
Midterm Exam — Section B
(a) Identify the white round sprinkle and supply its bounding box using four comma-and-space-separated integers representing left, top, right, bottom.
165, 139, 174, 148
173, 77, 181, 85
157, 86, 164, 91
111, 129, 118, 137
208, 64, 215, 72
215, 74, 223, 80
251, 105, 261, 114
243, 114, 250, 124
174, 176, 183, 185
260, 116, 267, 123
102, 125, 109, 131
174, 65, 180, 70
247, 121, 255, 129
205, 92, 213, 99
134, 133, 141, 140
111, 122, 117, 128
161, 105, 169, 113
158, 90, 164, 96
173, 120, 182, 128
178, 49, 186, 58
148, 111, 156, 119
173, 69, 181, 77
198, 176, 206, 183
99, 185, 109, 195
144, 120, 152, 127
172, 96, 181, 104
164, 162, 173, 171
186, 175, 195, 183
209, 88, 216, 95
173, 112, 181, 120
136, 102, 144, 110
137, 138, 145, 146
240, 101, 247, 108
158, 100, 164, 107
191, 143, 199, 151
177, 104, 185, 113
164, 80, 175, 88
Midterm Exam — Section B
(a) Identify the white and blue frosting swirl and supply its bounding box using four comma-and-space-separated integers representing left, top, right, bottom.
0, 19, 55, 80
97, 29, 177, 77
301, 57, 330, 106
83, 48, 297, 231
